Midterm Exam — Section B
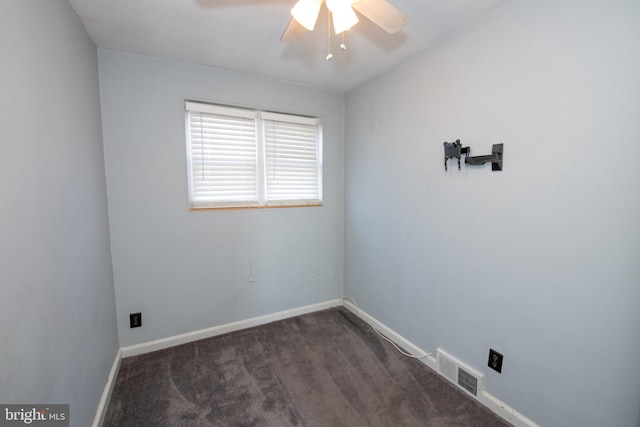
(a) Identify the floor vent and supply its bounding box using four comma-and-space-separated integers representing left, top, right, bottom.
436, 348, 484, 397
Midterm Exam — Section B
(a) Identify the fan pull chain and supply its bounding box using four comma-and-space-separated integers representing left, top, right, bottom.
340, 32, 346, 51
326, 11, 333, 60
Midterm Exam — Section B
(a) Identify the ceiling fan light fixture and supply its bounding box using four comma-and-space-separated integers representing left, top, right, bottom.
326, 0, 359, 34
332, 8, 359, 34
291, 0, 323, 31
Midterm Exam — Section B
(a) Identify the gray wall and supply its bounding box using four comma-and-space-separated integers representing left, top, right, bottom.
344, 0, 640, 426
98, 50, 345, 347
0, 1, 119, 426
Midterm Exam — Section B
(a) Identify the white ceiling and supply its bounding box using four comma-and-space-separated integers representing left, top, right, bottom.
68, 0, 511, 91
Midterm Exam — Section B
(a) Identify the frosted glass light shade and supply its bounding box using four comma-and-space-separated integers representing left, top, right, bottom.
291, 0, 323, 31
326, 0, 358, 34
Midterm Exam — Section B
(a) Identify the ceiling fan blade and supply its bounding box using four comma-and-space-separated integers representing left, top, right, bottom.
281, 18, 307, 43
351, 0, 408, 34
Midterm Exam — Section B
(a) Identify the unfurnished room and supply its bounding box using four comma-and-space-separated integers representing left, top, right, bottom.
1, 0, 639, 426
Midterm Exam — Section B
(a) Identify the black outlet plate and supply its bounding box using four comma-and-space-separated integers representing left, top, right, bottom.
488, 349, 503, 373
130, 312, 142, 328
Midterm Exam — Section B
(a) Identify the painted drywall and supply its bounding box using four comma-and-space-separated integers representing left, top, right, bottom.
98, 50, 345, 347
344, 0, 640, 426
0, 1, 119, 425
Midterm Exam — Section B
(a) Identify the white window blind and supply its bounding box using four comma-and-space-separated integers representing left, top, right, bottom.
186, 103, 258, 208
263, 112, 321, 205
185, 101, 322, 209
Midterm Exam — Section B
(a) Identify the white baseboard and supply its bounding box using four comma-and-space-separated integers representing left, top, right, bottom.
479, 391, 539, 427
92, 349, 122, 427
341, 297, 538, 427
341, 298, 438, 369
121, 299, 342, 358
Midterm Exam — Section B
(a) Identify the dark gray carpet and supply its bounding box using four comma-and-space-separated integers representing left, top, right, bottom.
104, 307, 512, 426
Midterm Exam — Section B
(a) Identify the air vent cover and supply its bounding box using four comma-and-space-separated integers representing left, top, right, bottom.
436, 348, 484, 397
457, 367, 478, 395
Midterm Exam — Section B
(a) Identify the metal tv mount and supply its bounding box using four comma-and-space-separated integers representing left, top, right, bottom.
443, 139, 503, 172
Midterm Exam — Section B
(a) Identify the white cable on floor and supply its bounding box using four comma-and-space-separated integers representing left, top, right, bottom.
341, 296, 432, 359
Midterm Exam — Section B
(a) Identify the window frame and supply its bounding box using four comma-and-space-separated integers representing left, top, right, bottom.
185, 100, 323, 210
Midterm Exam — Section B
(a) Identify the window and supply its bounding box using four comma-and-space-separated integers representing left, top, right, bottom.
185, 101, 322, 209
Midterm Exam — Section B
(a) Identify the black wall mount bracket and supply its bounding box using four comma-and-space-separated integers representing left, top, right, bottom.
444, 140, 503, 172
443, 139, 463, 171
464, 143, 503, 171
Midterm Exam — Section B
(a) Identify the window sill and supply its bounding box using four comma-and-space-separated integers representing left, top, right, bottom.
189, 203, 323, 212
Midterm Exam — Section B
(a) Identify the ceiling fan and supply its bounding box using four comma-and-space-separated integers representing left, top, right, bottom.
280, 0, 408, 43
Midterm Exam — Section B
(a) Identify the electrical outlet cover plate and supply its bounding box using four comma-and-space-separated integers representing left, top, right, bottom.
488, 348, 503, 373
130, 312, 142, 328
